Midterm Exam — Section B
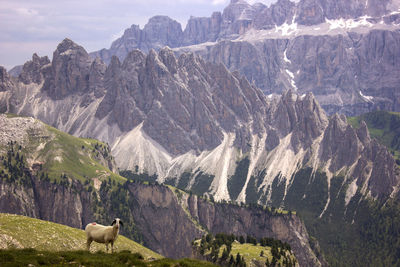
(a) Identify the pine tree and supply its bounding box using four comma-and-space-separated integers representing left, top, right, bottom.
229, 255, 234, 266
221, 248, 229, 262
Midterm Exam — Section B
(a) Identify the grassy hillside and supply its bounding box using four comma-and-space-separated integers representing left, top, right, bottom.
347, 111, 400, 163
0, 214, 218, 267
0, 249, 218, 267
0, 213, 160, 258
0, 113, 125, 185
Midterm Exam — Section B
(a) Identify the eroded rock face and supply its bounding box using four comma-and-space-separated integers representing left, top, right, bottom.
19, 53, 50, 85
0, 66, 13, 92
0, 178, 94, 229
42, 38, 92, 99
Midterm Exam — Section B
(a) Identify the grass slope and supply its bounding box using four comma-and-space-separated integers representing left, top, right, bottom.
0, 249, 217, 267
348, 111, 400, 162
1, 113, 126, 184
0, 213, 160, 259
35, 125, 124, 183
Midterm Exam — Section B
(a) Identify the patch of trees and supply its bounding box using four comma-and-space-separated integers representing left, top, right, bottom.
194, 233, 295, 267
0, 141, 32, 187
120, 169, 158, 184
92, 142, 113, 161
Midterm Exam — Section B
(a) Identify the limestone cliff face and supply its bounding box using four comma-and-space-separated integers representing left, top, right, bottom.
182, 29, 400, 116
0, 178, 94, 229
186, 194, 325, 266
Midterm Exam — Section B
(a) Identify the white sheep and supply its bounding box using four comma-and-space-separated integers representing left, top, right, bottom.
85, 218, 123, 253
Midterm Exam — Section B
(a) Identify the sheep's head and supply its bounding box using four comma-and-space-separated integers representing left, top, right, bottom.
111, 218, 123, 229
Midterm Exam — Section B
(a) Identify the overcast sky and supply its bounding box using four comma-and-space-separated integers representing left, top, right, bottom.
0, 0, 277, 70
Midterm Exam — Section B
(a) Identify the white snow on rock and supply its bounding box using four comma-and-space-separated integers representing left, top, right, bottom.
359, 90, 374, 102
326, 16, 373, 31
283, 49, 291, 64
274, 22, 299, 36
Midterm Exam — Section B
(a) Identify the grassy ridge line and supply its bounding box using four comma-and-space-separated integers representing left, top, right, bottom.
1, 113, 126, 184
0, 213, 161, 259
39, 124, 125, 183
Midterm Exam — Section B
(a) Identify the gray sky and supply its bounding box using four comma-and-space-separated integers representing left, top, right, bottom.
0, 0, 277, 70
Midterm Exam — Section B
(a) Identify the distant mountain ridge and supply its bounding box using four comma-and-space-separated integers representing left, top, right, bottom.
89, 0, 400, 116
91, 0, 400, 63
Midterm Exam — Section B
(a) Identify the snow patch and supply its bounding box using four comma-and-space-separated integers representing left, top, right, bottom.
60, 49, 74, 56
359, 90, 374, 102
326, 16, 373, 31
285, 69, 297, 91
283, 49, 291, 64
274, 22, 299, 36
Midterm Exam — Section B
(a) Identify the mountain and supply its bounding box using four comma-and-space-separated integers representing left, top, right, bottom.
89, 0, 400, 116
2, 39, 398, 205
0, 213, 161, 258
0, 114, 323, 266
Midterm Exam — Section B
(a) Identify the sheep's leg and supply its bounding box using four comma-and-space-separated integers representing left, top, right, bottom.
86, 238, 92, 251
111, 241, 114, 253
106, 243, 109, 253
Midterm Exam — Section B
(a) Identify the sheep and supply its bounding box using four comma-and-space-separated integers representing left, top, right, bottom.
85, 218, 123, 253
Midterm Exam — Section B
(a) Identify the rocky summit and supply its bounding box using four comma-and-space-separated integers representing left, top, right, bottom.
1, 38, 399, 213
89, 0, 400, 116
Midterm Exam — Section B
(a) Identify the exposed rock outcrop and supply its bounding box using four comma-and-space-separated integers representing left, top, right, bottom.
19, 53, 50, 85
42, 38, 92, 99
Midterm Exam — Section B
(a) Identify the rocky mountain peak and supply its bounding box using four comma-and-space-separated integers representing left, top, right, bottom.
121, 49, 146, 71
19, 53, 50, 84
56, 38, 81, 53
356, 120, 371, 144
144, 16, 183, 49
42, 38, 92, 99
